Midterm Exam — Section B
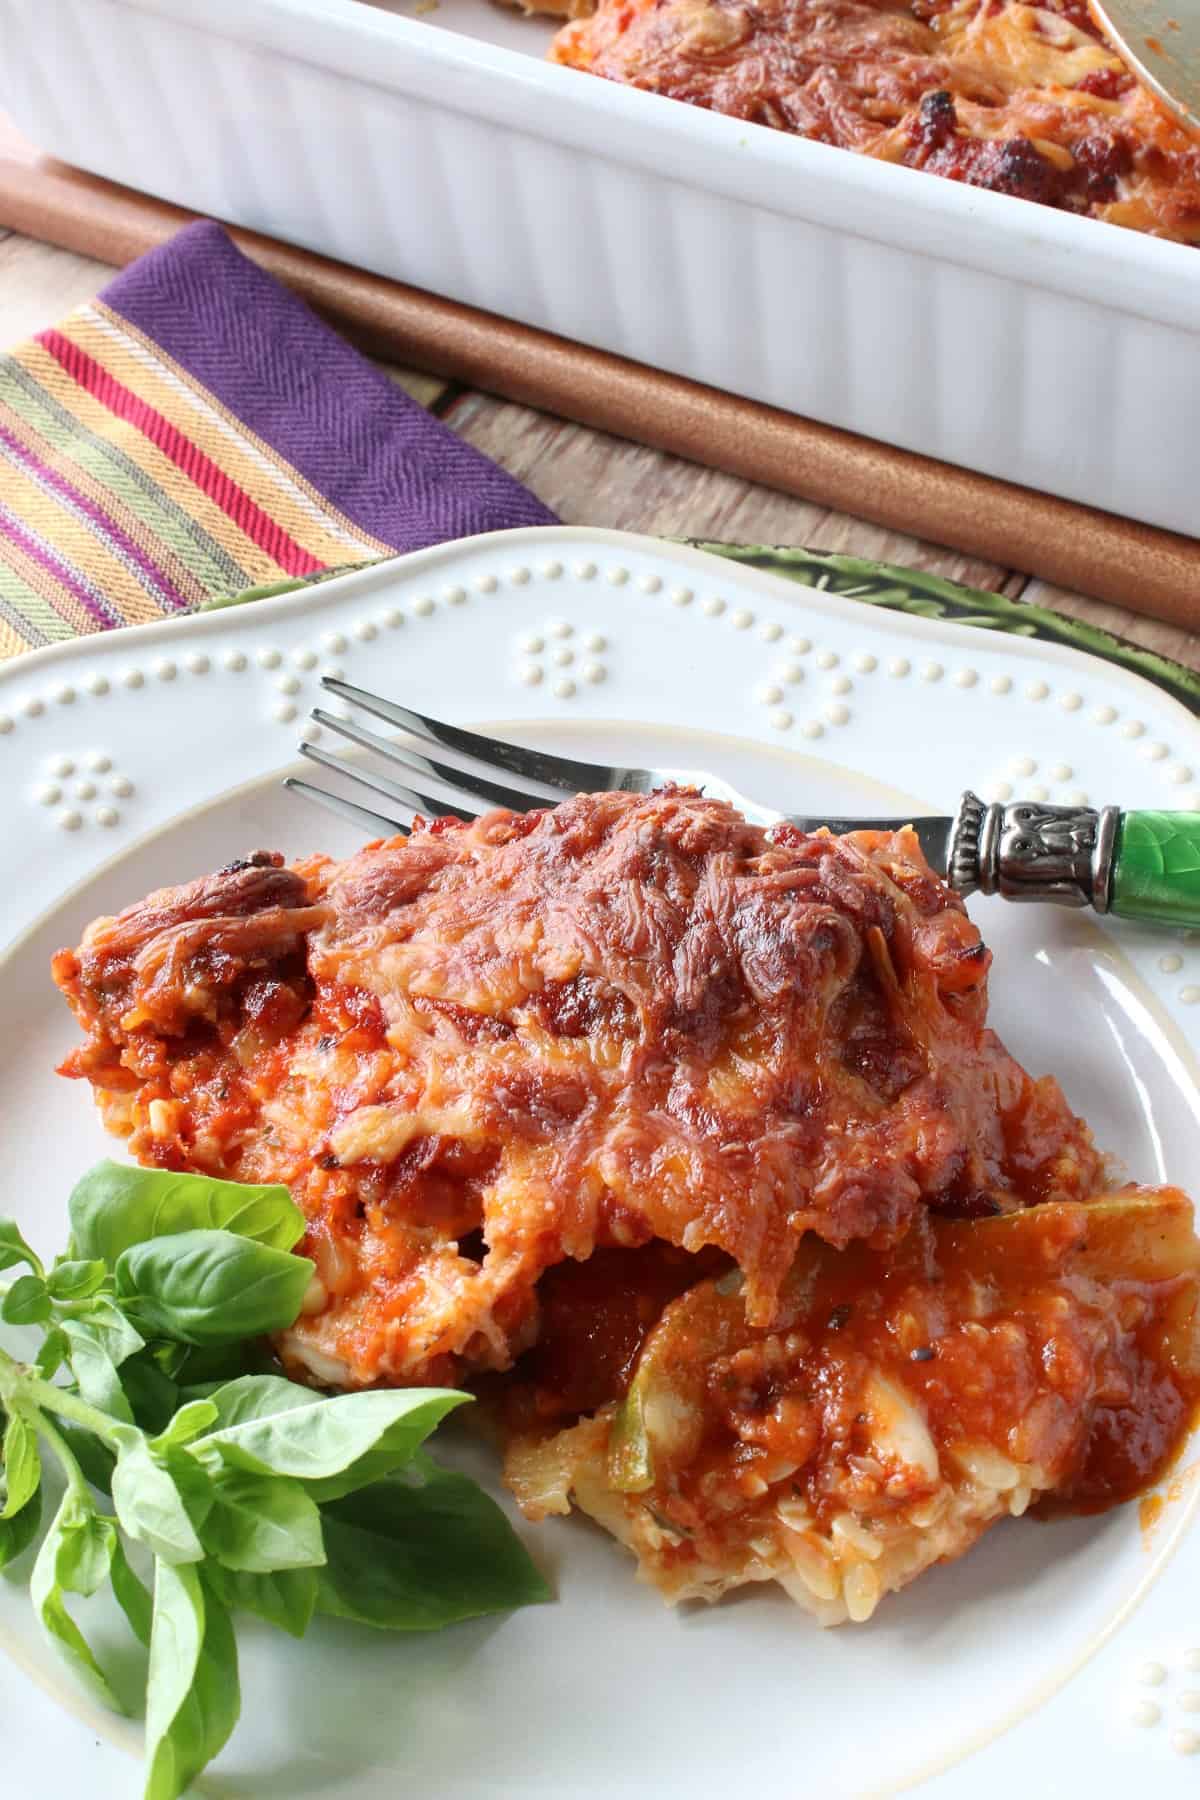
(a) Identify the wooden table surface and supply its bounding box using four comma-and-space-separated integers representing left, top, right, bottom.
3, 224, 1198, 674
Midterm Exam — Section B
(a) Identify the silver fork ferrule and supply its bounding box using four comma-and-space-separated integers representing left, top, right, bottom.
949, 790, 1120, 911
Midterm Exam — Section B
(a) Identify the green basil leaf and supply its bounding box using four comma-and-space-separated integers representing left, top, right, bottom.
116, 1230, 314, 1346
62, 1319, 134, 1425
149, 1400, 219, 1454
198, 1466, 325, 1573
316, 1458, 551, 1631
47, 1258, 109, 1302
70, 1161, 304, 1268
0, 1483, 41, 1569
110, 1538, 153, 1647
145, 1563, 241, 1800
55, 1420, 116, 1497
0, 1218, 43, 1278
204, 1373, 316, 1430
71, 1296, 145, 1366
1, 1274, 50, 1326
170, 1339, 271, 1390
53, 1495, 117, 1598
35, 1328, 69, 1381
111, 1431, 204, 1565
193, 1387, 467, 1488
1, 1412, 41, 1517
119, 1355, 181, 1436
30, 1489, 126, 1713
203, 1562, 318, 1639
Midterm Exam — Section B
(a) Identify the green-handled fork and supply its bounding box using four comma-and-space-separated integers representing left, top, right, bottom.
285, 677, 1200, 931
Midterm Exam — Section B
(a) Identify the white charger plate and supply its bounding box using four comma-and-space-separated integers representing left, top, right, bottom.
3, 526, 1200, 1800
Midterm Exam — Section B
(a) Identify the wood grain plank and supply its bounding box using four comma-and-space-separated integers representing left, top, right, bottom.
1021, 579, 1200, 672
447, 392, 1018, 595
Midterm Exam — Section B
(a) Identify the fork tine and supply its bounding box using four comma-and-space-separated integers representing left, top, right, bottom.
310, 708, 551, 816
283, 777, 410, 838
321, 678, 618, 798
299, 743, 477, 823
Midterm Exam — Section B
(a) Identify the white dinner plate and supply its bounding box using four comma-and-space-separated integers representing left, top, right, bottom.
3, 527, 1200, 1800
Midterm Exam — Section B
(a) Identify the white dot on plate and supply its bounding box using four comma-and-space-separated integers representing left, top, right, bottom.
1185, 1651, 1200, 1672
540, 560, 563, 580
22, 695, 45, 716
1010, 755, 1037, 777
413, 597, 434, 618
769, 709, 793, 731
509, 567, 531, 587
85, 673, 109, 697
441, 587, 464, 608
921, 662, 943, 683
95, 806, 119, 828
75, 780, 96, 801
573, 562, 597, 581
759, 622, 783, 643
1181, 986, 1200, 1005
474, 575, 498, 595
583, 633, 606, 653
828, 674, 852, 696
518, 662, 542, 687
36, 783, 61, 806
701, 597, 726, 618
730, 609, 753, 630
815, 650, 838, 670
553, 678, 576, 699
953, 668, 978, 689
1142, 742, 1169, 762
1025, 680, 1049, 701
58, 809, 82, 832
322, 633, 347, 654
256, 648, 282, 669
55, 684, 76, 705
801, 721, 824, 741
301, 723, 322, 745
120, 672, 142, 692
1059, 691, 1083, 712
989, 782, 1013, 802
186, 653, 210, 675
547, 618, 573, 639
354, 620, 377, 641
756, 684, 783, 706
1180, 1693, 1200, 1714
889, 658, 910, 679
1169, 766, 1194, 785
853, 652, 877, 673
277, 675, 301, 696
582, 662, 605, 685
520, 634, 545, 655
293, 648, 319, 669
788, 636, 812, 656
553, 648, 574, 668
1029, 784, 1049, 802
990, 675, 1012, 695
0, 714, 12, 734
223, 650, 247, 672
670, 587, 693, 607
382, 609, 404, 629
1050, 763, 1072, 782
49, 754, 75, 778
1140, 1662, 1168, 1687
777, 662, 805, 686
606, 567, 628, 587
110, 775, 133, 798
273, 702, 297, 724
155, 660, 177, 682
637, 573, 661, 594
1173, 1731, 1200, 1757
1130, 1701, 1161, 1728
1159, 953, 1184, 974
1067, 789, 1089, 807
1092, 703, 1117, 725
1121, 720, 1145, 739
825, 703, 850, 726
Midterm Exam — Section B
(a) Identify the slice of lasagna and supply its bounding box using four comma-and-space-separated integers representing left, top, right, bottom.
52, 789, 1200, 1620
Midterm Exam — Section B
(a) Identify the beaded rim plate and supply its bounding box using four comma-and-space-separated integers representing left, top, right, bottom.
2, 525, 1200, 1800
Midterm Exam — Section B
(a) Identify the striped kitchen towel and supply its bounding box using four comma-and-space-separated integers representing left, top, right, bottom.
0, 220, 556, 658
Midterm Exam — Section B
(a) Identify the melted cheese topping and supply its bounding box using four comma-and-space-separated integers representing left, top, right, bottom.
551, 0, 1200, 240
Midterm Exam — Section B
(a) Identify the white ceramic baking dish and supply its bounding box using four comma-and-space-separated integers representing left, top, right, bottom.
3, 0, 1198, 539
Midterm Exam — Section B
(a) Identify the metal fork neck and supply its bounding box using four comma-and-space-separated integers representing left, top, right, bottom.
948, 790, 1119, 911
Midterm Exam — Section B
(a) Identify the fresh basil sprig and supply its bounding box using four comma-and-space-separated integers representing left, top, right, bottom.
0, 1162, 549, 1800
